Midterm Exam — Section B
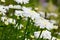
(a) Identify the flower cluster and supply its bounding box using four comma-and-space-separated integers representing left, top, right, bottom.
1, 16, 16, 25
0, 0, 59, 40
34, 30, 51, 40
14, 0, 29, 4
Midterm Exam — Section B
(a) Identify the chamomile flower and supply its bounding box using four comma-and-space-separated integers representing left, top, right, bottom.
7, 18, 16, 24
14, 0, 29, 4
34, 31, 40, 38
1, 16, 7, 22
40, 30, 51, 39
15, 10, 23, 17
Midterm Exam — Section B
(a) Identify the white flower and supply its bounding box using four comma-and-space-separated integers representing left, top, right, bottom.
13, 5, 21, 9
34, 18, 45, 28
34, 31, 40, 38
35, 7, 39, 10
49, 20, 56, 24
15, 10, 23, 17
22, 6, 32, 11
4, 21, 9, 25
0, 5, 6, 13
47, 13, 58, 18
22, 7, 54, 30
44, 20, 54, 30
0, 5, 9, 15
9, 4, 14, 8
23, 0, 29, 4
22, 6, 40, 20
34, 17, 54, 30
1, 0, 5, 2
53, 25, 58, 29
22, 6, 32, 17
50, 13, 58, 17
30, 11, 40, 20
1, 16, 7, 22
7, 18, 13, 23
14, 0, 23, 4
52, 37, 56, 40
4, 6, 9, 10
40, 30, 51, 39
14, 0, 29, 4
7, 18, 16, 24
34, 30, 51, 39
39, 11, 45, 18
9, 5, 21, 9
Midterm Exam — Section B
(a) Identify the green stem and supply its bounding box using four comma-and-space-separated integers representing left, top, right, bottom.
16, 16, 22, 39
23, 17, 30, 40
37, 29, 43, 40
1, 25, 6, 40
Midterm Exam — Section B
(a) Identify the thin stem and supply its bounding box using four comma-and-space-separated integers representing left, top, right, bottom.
37, 29, 43, 40
45, 12, 47, 19
23, 17, 30, 40
1, 25, 6, 40
16, 16, 22, 39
